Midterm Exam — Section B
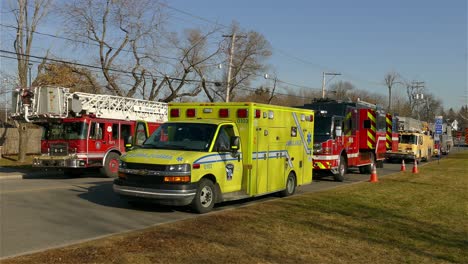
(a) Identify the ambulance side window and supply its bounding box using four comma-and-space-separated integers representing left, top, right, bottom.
214, 125, 234, 152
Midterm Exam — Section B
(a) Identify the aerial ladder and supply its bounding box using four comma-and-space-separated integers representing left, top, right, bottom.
12, 86, 167, 123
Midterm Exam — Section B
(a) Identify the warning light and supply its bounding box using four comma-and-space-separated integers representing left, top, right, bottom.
186, 109, 196, 117
170, 109, 180, 118
237, 109, 248, 118
219, 109, 229, 118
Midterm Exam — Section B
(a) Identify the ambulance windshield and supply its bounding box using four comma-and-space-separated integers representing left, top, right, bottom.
142, 122, 217, 151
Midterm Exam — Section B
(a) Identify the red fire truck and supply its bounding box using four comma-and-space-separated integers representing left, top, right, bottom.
300, 99, 398, 181
11, 86, 168, 177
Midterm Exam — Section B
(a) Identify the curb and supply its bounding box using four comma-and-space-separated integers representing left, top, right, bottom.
0, 171, 64, 180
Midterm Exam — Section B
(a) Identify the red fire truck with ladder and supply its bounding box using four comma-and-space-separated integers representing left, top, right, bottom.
299, 99, 398, 181
11, 86, 167, 177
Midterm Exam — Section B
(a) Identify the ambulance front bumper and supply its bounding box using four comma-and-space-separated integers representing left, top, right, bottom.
113, 181, 197, 206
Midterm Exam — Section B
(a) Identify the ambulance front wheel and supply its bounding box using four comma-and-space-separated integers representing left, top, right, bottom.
191, 178, 215, 214
279, 172, 296, 197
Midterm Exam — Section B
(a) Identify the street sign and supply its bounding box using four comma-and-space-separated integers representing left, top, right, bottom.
435, 117, 443, 135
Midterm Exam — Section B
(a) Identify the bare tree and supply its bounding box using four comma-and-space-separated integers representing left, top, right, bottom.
62, 0, 166, 98
153, 28, 222, 102
384, 72, 401, 112
11, 0, 52, 161
329, 81, 355, 101
210, 23, 272, 102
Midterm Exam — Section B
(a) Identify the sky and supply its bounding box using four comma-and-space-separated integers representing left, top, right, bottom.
1, 0, 467, 110
166, 0, 467, 110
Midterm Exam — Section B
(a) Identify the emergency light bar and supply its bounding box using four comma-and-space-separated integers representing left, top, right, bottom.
186, 108, 196, 117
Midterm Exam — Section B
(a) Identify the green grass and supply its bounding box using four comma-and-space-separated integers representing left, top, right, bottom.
3, 152, 468, 264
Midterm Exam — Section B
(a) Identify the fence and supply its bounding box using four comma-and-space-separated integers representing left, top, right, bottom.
0, 127, 42, 155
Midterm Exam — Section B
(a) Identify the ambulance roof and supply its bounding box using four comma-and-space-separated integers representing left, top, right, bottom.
167, 119, 232, 126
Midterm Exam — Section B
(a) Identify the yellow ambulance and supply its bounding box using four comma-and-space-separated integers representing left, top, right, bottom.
113, 102, 314, 213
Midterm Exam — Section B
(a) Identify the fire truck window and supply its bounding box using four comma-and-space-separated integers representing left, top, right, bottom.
112, 124, 119, 140
121, 124, 131, 143
136, 123, 147, 145
363, 120, 371, 129
90, 122, 104, 140
376, 113, 386, 132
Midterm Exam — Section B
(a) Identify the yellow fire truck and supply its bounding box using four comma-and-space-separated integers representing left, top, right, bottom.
385, 131, 434, 163
113, 102, 314, 213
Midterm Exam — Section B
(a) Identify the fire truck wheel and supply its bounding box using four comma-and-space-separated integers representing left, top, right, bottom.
101, 152, 120, 178
279, 172, 296, 197
361, 152, 375, 174
333, 156, 347, 182
191, 178, 215, 214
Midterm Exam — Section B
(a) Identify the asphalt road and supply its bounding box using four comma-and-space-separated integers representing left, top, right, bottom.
0, 159, 435, 259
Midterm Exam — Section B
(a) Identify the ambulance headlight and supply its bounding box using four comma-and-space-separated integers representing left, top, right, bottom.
167, 164, 190, 172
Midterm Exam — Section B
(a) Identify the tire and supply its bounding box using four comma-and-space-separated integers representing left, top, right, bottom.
361, 152, 375, 174
279, 172, 296, 197
100, 152, 120, 178
333, 155, 347, 182
191, 178, 215, 214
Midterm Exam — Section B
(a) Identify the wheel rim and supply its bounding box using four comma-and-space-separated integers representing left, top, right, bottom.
109, 158, 119, 173
339, 159, 345, 176
287, 177, 294, 193
199, 186, 213, 208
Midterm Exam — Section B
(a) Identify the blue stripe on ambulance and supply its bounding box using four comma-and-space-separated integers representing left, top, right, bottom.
292, 112, 312, 155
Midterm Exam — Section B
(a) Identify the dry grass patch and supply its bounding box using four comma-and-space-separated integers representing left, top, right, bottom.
3, 152, 468, 264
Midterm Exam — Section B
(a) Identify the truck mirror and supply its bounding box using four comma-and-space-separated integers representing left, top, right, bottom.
335, 126, 342, 137
230, 136, 240, 152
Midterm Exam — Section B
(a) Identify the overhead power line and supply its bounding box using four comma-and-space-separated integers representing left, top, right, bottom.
0, 50, 318, 101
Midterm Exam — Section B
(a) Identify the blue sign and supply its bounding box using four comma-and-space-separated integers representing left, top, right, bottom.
435, 117, 443, 135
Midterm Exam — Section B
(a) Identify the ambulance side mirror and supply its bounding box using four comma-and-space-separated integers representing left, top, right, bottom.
230, 136, 240, 153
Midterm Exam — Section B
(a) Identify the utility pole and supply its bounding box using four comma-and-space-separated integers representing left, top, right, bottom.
410, 81, 425, 122
321, 72, 341, 98
222, 33, 246, 102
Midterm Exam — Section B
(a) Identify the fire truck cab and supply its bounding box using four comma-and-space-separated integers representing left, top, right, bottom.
299, 99, 397, 181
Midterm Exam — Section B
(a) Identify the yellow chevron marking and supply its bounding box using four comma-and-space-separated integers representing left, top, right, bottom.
367, 141, 374, 149
316, 162, 327, 169
345, 112, 352, 120
367, 131, 375, 142
386, 134, 391, 140
367, 111, 376, 122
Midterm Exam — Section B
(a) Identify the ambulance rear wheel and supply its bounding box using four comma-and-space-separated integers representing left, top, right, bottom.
279, 172, 296, 197
101, 152, 120, 178
333, 156, 347, 182
191, 178, 215, 214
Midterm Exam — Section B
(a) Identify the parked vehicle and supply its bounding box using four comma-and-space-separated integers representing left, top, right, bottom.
11, 86, 167, 177
385, 131, 434, 163
113, 102, 315, 213
298, 99, 397, 181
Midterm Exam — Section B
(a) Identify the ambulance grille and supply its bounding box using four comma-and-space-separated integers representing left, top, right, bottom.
126, 163, 166, 171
